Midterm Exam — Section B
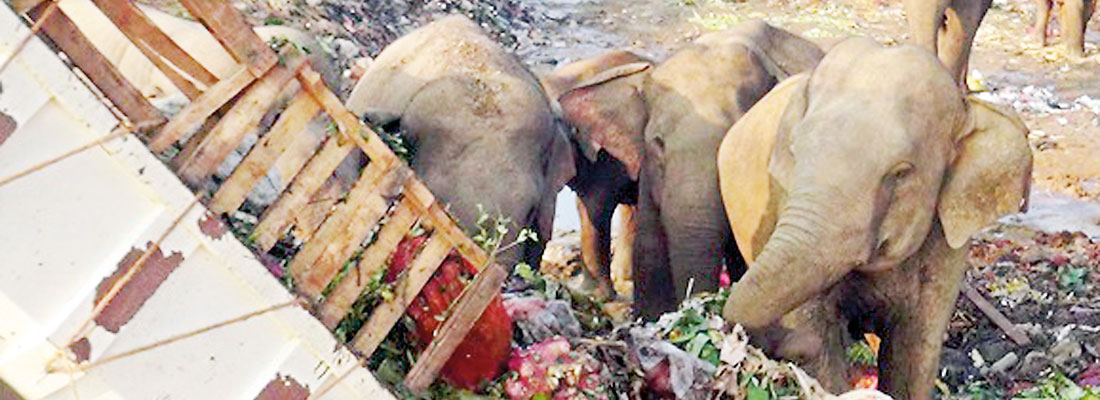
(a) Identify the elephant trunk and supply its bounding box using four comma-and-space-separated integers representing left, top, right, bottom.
723, 197, 862, 330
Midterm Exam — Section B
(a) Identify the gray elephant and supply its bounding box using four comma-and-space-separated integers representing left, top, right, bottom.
904, 0, 992, 83
718, 38, 1032, 398
1034, 0, 1095, 58
555, 21, 824, 319
346, 15, 575, 268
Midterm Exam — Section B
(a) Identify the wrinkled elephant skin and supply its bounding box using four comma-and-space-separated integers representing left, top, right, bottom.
1034, 0, 1096, 58
903, 0, 992, 83
718, 38, 1032, 398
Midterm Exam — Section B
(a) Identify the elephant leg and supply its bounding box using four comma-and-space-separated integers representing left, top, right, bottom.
631, 177, 677, 319
879, 229, 966, 400
941, 0, 991, 84
1035, 0, 1053, 45
611, 204, 637, 299
1061, 0, 1088, 57
904, 0, 951, 53
577, 196, 615, 299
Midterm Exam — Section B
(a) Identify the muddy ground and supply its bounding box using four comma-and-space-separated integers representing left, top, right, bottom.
147, 0, 1100, 396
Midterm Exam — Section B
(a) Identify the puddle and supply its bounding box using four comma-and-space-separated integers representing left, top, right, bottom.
1003, 188, 1100, 237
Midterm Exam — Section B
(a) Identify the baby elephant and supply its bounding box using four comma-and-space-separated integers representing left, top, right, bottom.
718, 38, 1032, 398
1034, 0, 1095, 58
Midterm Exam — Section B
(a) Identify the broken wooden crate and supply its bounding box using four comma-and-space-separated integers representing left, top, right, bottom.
19, 0, 508, 393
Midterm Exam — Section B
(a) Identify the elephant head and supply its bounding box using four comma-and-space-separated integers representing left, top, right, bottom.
718, 38, 1031, 397
547, 21, 825, 315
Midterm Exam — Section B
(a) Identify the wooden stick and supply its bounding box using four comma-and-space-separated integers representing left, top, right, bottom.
176, 0, 276, 77
404, 262, 509, 393
0, 0, 57, 75
91, 0, 219, 87
0, 126, 131, 188
69, 299, 302, 372
148, 66, 255, 152
30, 6, 165, 128
962, 282, 1031, 345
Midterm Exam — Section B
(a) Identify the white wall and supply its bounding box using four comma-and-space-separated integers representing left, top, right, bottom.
0, 6, 393, 399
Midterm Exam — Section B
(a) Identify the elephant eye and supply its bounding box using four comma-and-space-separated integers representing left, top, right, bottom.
885, 162, 913, 183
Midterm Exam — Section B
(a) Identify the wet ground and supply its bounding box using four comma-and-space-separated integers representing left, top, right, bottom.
147, 0, 1100, 395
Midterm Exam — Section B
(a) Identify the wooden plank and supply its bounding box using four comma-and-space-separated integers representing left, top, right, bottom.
91, 0, 219, 87
252, 133, 356, 251
176, 53, 306, 186
404, 180, 490, 268
291, 175, 343, 242
297, 66, 395, 161
962, 283, 1031, 345
405, 262, 509, 393
351, 234, 451, 357
289, 158, 410, 297
32, 7, 165, 128
149, 66, 255, 152
209, 90, 321, 214
318, 196, 419, 328
298, 64, 493, 267
176, 0, 277, 77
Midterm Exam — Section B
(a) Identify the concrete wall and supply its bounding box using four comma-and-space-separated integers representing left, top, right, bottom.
0, 6, 393, 399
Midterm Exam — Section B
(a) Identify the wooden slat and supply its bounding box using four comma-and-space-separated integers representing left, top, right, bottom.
92, 0, 219, 87
319, 196, 419, 328
297, 66, 395, 161
291, 176, 343, 242
289, 158, 410, 297
404, 180, 490, 268
405, 262, 510, 393
351, 234, 451, 357
209, 90, 321, 213
176, 0, 277, 77
149, 66, 255, 152
297, 64, 492, 268
32, 7, 165, 128
252, 133, 356, 251
130, 33, 203, 99
176, 53, 306, 186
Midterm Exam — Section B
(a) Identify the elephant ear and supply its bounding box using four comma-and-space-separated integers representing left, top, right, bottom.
558, 63, 651, 180
938, 98, 1033, 248
719, 73, 810, 264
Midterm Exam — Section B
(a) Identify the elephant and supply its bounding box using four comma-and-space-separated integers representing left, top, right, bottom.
717, 38, 1032, 398
346, 15, 575, 269
903, 0, 992, 83
539, 50, 655, 299
554, 20, 824, 319
1034, 0, 1095, 58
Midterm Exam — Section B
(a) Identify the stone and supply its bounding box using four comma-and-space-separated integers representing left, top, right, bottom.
1018, 351, 1052, 377
1050, 338, 1083, 367
990, 352, 1019, 374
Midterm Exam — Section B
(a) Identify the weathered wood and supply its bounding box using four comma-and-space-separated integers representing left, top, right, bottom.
290, 158, 410, 297
318, 196, 419, 328
31, 6, 164, 128
297, 66, 395, 160
149, 66, 254, 152
297, 65, 491, 269
176, 0, 277, 77
252, 133, 356, 251
290, 175, 343, 242
404, 180, 489, 268
209, 89, 320, 214
91, 0, 219, 87
176, 52, 306, 186
962, 283, 1032, 345
405, 262, 509, 393
351, 234, 451, 357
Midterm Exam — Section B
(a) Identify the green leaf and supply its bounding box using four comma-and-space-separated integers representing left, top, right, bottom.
747, 381, 769, 400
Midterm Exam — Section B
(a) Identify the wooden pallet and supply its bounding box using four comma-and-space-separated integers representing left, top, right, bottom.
24, 0, 506, 393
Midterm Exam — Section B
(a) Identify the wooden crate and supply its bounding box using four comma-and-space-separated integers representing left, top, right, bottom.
22, 0, 507, 393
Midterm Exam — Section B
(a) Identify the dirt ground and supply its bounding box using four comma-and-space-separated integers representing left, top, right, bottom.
143, 0, 1100, 396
